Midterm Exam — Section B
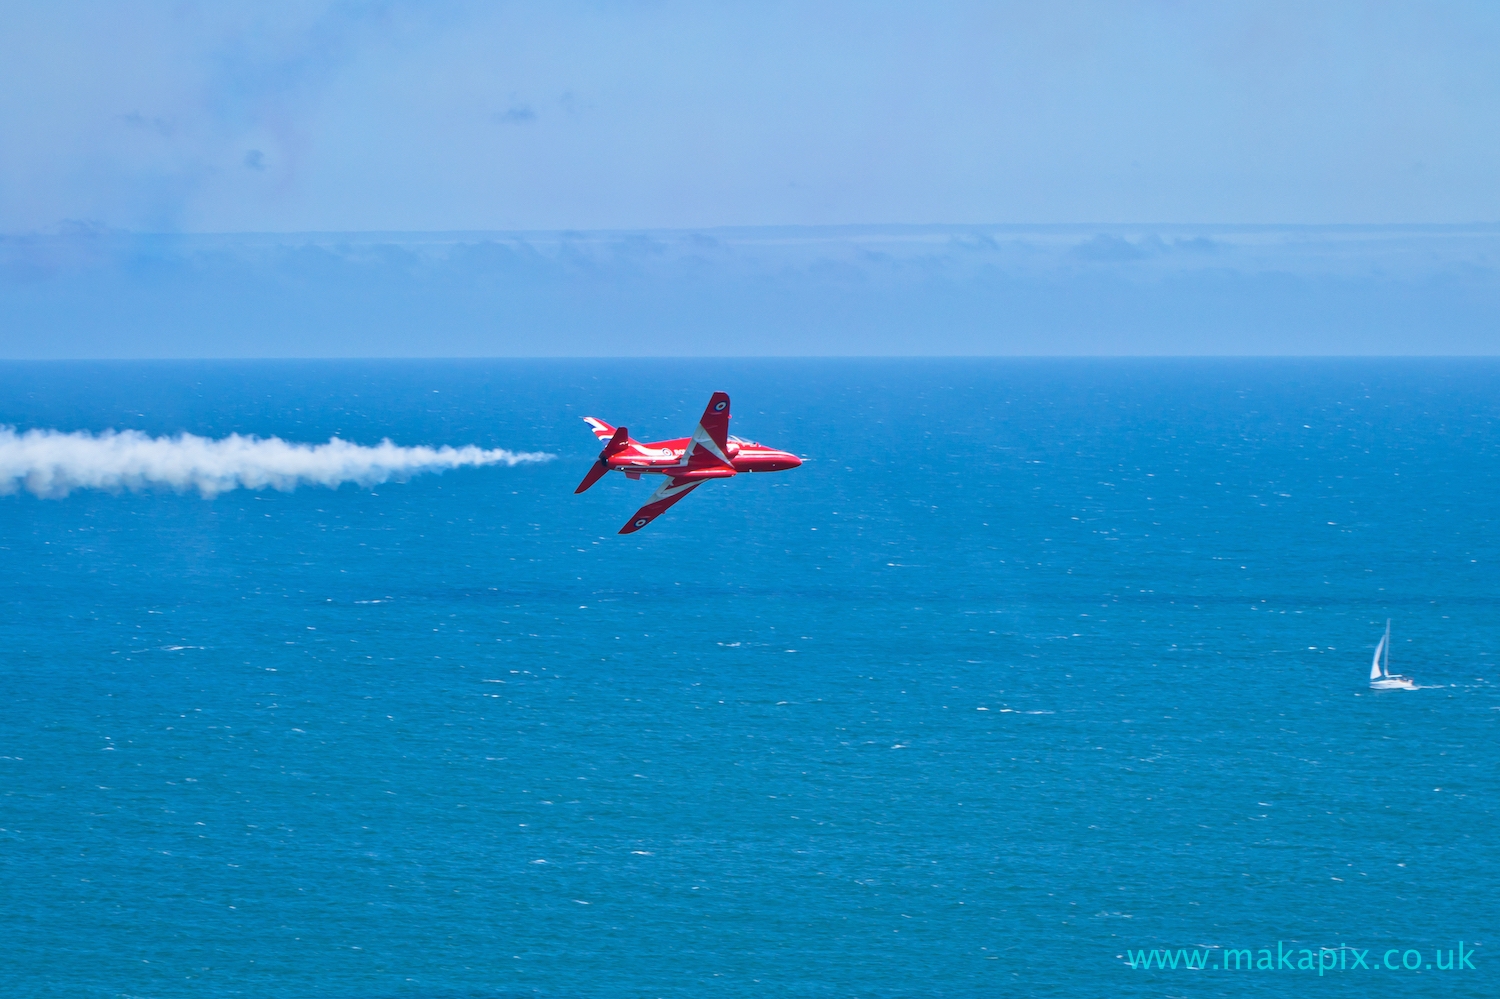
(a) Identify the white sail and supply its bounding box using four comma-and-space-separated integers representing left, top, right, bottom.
1383, 620, 1392, 677
1370, 631, 1386, 680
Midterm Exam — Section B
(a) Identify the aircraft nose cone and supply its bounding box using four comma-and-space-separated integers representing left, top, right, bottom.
780, 451, 802, 469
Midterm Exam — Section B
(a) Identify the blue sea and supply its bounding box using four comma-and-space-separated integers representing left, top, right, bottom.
1, 359, 1496, 998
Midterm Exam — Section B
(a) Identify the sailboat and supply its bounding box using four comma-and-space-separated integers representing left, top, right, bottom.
1369, 619, 1416, 690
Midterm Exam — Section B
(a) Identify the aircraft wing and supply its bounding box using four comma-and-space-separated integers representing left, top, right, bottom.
681, 391, 734, 470
619, 476, 702, 534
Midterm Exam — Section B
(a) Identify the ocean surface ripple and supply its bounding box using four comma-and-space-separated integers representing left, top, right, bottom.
0, 359, 1495, 998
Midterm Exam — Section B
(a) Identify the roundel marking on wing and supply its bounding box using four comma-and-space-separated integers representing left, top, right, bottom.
713, 401, 727, 411
634, 518, 649, 528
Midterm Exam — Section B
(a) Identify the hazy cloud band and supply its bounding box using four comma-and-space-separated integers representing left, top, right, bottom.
0, 427, 552, 498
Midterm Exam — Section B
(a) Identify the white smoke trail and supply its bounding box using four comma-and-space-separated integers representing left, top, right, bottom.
0, 426, 553, 499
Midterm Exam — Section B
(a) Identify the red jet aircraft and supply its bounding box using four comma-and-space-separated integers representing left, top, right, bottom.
574, 392, 802, 533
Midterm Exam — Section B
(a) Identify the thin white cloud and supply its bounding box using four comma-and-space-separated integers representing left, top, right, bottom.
0, 426, 552, 498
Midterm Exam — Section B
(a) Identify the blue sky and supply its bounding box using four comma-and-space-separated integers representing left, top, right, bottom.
2, 2, 1499, 355
4, 0, 1499, 232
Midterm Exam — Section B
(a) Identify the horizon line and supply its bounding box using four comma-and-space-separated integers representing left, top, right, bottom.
6, 355, 1500, 363
9, 221, 1500, 240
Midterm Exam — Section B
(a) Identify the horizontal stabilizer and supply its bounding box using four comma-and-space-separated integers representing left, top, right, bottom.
575, 461, 608, 494
575, 425, 630, 494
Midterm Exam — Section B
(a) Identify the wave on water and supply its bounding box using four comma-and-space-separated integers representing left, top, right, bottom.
0, 426, 553, 498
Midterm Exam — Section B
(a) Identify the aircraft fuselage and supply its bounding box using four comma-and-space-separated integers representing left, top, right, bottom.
608, 435, 802, 477
575, 392, 801, 532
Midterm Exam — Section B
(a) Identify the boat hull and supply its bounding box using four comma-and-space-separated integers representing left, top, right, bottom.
1370, 675, 1416, 690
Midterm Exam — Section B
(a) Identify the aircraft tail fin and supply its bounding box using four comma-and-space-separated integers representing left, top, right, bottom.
582, 417, 618, 442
